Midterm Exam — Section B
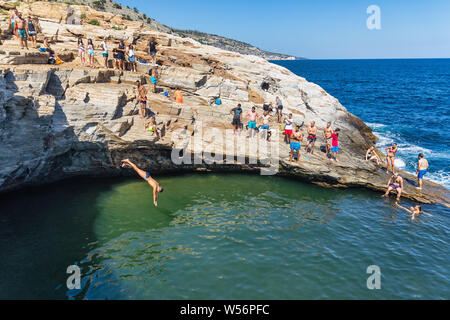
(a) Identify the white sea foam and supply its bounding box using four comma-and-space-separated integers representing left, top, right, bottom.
394, 158, 406, 169
366, 122, 387, 129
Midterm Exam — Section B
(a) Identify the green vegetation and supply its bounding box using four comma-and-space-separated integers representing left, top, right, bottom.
133, 7, 138, 13
80, 13, 87, 20
113, 3, 122, 9
112, 25, 123, 31
93, 0, 106, 9
124, 15, 132, 21
64, 1, 80, 5
87, 19, 100, 26
11, 2, 21, 7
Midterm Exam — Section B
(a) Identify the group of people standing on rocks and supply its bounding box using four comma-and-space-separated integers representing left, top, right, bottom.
365, 141, 429, 212
76, 36, 159, 71
229, 99, 342, 165
8, 9, 39, 49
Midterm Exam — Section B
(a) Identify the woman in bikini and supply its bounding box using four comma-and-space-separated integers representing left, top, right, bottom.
87, 39, 95, 67
77, 37, 86, 65
385, 143, 398, 172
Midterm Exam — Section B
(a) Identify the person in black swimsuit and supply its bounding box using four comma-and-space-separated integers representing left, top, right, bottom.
148, 37, 158, 64
27, 16, 38, 46
116, 39, 126, 71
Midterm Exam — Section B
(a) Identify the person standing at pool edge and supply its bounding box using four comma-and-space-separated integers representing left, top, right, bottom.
148, 37, 158, 65
290, 126, 303, 165
121, 159, 163, 207
230, 103, 243, 136
305, 121, 318, 154
385, 143, 398, 173
330, 128, 340, 161
323, 122, 333, 158
416, 153, 429, 190
284, 113, 293, 144
136, 81, 148, 119
101, 37, 108, 68
246, 106, 259, 138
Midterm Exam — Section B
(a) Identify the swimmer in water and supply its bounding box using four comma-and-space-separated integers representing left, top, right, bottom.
121, 159, 163, 207
396, 203, 425, 220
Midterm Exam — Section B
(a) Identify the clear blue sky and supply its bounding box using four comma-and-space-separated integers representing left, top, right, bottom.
117, 0, 450, 59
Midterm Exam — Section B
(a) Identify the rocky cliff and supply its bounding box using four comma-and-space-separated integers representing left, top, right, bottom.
0, 1, 448, 207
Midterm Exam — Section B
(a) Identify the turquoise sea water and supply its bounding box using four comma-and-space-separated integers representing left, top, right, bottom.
0, 175, 449, 299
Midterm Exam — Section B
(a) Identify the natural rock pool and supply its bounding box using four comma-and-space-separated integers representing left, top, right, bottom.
0, 174, 448, 299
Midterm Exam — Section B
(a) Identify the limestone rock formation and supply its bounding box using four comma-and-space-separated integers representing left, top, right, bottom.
0, 1, 448, 208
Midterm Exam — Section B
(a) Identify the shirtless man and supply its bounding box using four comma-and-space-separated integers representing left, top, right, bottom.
382, 172, 404, 202
136, 81, 147, 119
416, 153, 429, 190
305, 121, 318, 154
246, 106, 259, 138
290, 126, 304, 165
323, 122, 333, 157
121, 159, 163, 207
16, 13, 28, 50
260, 110, 271, 141
366, 146, 381, 165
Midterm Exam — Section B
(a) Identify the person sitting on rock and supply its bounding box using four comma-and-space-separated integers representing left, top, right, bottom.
44, 37, 64, 64
121, 159, 164, 207
366, 146, 381, 165
144, 116, 162, 139
174, 88, 184, 105
382, 172, 404, 202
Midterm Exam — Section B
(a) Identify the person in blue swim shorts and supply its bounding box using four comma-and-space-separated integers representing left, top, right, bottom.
246, 106, 259, 138
290, 126, 304, 165
416, 153, 429, 190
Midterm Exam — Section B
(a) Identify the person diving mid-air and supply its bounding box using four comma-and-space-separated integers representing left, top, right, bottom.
121, 159, 163, 207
